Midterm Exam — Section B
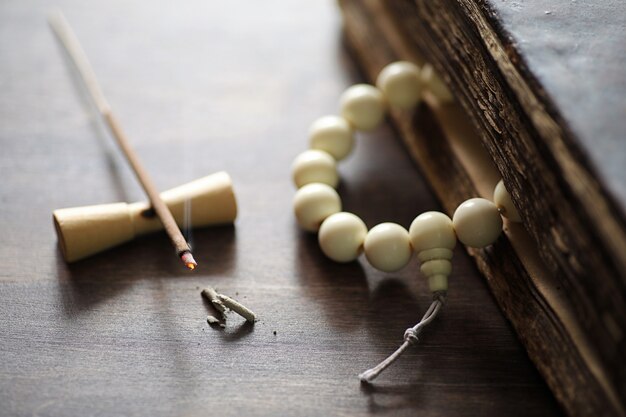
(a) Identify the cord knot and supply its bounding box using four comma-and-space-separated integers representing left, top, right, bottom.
359, 297, 444, 383
403, 328, 419, 345
433, 290, 447, 305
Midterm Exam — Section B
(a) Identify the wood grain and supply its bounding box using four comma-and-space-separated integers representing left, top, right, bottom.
0, 1, 560, 416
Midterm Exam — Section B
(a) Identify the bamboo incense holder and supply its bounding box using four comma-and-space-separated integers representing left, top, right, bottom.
53, 171, 237, 262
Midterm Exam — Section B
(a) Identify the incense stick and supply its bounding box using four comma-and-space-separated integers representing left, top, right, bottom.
49, 11, 196, 270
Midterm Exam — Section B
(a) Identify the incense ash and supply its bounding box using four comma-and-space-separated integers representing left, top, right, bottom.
201, 287, 257, 325
206, 315, 225, 328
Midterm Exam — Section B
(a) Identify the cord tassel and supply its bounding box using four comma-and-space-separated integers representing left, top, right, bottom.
359, 292, 446, 383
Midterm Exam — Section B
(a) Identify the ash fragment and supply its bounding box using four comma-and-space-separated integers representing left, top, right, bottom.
207, 315, 225, 328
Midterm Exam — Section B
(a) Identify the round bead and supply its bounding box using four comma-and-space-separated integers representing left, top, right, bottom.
291, 150, 338, 189
376, 61, 423, 109
318, 212, 367, 262
452, 198, 503, 248
339, 84, 386, 131
409, 211, 456, 253
493, 180, 522, 223
364, 223, 412, 272
293, 183, 342, 232
308, 116, 354, 161
421, 64, 454, 103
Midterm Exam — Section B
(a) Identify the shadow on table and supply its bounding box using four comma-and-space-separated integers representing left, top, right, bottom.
55, 224, 237, 316
294, 224, 426, 337
294, 230, 369, 330
359, 381, 428, 414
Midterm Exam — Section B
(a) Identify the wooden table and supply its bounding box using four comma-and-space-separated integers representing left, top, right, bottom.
0, 1, 561, 415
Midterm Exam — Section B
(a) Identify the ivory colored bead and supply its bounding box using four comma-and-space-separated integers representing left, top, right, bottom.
421, 257, 452, 290
376, 61, 423, 109
318, 212, 367, 262
364, 223, 412, 272
421, 64, 454, 103
409, 212, 455, 292
291, 150, 338, 189
428, 275, 449, 293
293, 183, 342, 232
420, 259, 452, 278
417, 248, 453, 263
453, 198, 503, 248
493, 180, 522, 222
339, 84, 386, 131
308, 116, 354, 161
409, 211, 456, 253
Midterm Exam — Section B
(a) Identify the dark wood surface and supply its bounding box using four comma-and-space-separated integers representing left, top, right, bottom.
0, 1, 561, 416
338, 1, 626, 416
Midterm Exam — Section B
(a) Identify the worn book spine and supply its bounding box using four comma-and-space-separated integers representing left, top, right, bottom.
338, 0, 626, 416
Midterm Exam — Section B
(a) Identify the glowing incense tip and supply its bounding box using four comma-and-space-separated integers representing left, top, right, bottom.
180, 251, 197, 270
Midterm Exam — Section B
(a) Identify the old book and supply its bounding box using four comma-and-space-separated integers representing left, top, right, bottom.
338, 0, 626, 416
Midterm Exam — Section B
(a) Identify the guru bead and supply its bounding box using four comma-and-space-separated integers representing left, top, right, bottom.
318, 212, 368, 262
339, 84, 386, 131
493, 180, 522, 223
308, 115, 354, 161
376, 61, 423, 109
452, 198, 503, 248
409, 211, 456, 253
364, 222, 412, 272
293, 183, 341, 232
291, 149, 339, 189
409, 211, 456, 292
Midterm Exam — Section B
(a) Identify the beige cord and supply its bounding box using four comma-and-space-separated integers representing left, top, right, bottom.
359, 292, 446, 383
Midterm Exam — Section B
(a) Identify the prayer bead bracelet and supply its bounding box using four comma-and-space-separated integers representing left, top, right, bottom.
291, 61, 523, 382
292, 61, 522, 288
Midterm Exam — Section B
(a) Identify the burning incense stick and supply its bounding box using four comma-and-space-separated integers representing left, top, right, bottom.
49, 11, 196, 270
